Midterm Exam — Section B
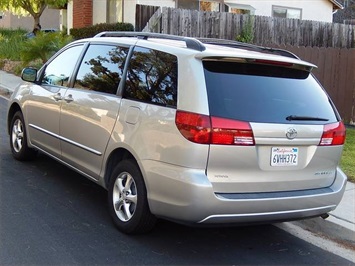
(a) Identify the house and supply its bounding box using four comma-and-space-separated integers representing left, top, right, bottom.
178, 0, 343, 22
0, 8, 60, 32
63, 0, 343, 33
220, 0, 343, 22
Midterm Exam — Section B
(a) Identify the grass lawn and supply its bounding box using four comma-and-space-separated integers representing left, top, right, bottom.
341, 127, 355, 183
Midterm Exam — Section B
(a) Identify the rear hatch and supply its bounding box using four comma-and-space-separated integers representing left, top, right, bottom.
203, 59, 346, 193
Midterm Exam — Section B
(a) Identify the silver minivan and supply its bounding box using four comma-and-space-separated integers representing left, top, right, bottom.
7, 32, 347, 234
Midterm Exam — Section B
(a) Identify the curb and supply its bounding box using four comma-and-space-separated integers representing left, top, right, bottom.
293, 216, 355, 249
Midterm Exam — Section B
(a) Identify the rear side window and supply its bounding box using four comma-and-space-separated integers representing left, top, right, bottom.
74, 44, 129, 94
203, 61, 338, 124
124, 46, 178, 107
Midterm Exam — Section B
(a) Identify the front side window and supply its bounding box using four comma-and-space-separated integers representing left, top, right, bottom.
42, 45, 84, 87
272, 6, 302, 19
124, 47, 178, 107
74, 44, 129, 94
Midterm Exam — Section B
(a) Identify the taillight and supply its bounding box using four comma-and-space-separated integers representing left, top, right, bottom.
319, 122, 346, 146
175, 111, 211, 144
175, 110, 255, 145
253, 59, 293, 67
211, 117, 254, 145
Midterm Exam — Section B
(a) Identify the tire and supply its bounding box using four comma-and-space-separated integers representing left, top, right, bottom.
9, 111, 37, 161
108, 160, 156, 234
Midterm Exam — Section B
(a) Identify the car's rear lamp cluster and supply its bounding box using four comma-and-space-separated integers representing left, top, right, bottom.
175, 110, 255, 145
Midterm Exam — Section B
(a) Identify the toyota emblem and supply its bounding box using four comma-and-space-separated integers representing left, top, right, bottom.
286, 128, 297, 140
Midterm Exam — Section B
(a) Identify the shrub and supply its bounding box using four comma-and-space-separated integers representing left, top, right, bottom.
13, 62, 26, 76
70, 22, 134, 40
236, 16, 254, 44
20, 32, 73, 65
0, 29, 27, 60
0, 59, 5, 69
0, 28, 27, 37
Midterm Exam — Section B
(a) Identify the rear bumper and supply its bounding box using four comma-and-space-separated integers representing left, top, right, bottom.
142, 161, 347, 225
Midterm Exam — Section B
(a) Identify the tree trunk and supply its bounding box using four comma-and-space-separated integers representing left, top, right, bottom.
33, 15, 41, 30
30, 4, 47, 32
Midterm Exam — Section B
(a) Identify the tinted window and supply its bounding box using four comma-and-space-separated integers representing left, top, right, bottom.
204, 61, 338, 124
124, 47, 178, 107
42, 45, 83, 87
74, 44, 129, 94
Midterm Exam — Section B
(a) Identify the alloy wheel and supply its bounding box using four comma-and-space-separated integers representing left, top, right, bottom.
112, 172, 138, 222
12, 118, 24, 153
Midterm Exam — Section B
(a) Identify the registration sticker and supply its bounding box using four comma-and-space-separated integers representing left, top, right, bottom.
271, 147, 298, 166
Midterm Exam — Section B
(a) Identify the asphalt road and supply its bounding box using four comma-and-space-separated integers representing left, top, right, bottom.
0, 96, 353, 266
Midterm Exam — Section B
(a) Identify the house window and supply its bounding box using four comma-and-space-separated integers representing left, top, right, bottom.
230, 8, 249, 15
225, 3, 255, 15
200, 1, 222, 12
177, 0, 225, 11
177, 0, 199, 10
107, 0, 123, 23
272, 6, 302, 19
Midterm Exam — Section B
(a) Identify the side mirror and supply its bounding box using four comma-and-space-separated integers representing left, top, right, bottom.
21, 68, 37, 82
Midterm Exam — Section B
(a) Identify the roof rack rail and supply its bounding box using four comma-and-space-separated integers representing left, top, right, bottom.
94, 31, 206, 52
197, 38, 299, 59
94, 32, 298, 59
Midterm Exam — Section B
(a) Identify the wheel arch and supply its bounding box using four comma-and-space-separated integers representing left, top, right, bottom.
7, 103, 22, 135
103, 148, 138, 189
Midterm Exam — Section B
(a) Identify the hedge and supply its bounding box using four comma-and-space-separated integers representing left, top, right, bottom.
70, 22, 134, 39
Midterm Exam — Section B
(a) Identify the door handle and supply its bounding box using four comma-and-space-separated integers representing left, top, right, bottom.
53, 93, 62, 101
64, 94, 74, 103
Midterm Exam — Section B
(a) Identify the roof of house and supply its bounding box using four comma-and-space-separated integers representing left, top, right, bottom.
329, 0, 344, 10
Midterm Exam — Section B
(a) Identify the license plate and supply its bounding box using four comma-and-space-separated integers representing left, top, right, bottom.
271, 147, 298, 166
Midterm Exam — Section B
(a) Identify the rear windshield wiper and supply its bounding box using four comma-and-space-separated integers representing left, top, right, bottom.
286, 115, 329, 121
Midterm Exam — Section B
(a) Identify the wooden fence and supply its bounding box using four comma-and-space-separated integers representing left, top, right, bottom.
270, 45, 355, 123
142, 7, 355, 48
135, 4, 159, 31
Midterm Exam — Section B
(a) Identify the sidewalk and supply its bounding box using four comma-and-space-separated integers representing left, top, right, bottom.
293, 182, 355, 248
0, 69, 354, 248
0, 70, 22, 96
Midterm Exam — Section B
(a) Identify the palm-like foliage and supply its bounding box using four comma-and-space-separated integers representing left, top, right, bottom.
20, 32, 72, 64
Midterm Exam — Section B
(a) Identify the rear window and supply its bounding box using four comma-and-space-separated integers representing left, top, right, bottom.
203, 61, 338, 124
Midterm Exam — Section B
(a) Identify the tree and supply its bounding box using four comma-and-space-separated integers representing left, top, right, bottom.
333, 0, 355, 24
0, 0, 67, 31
